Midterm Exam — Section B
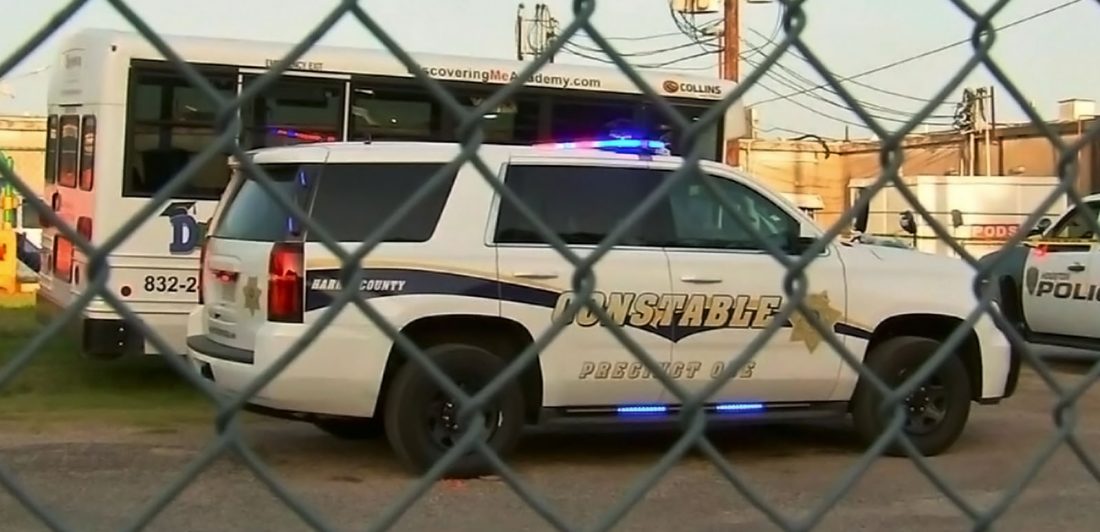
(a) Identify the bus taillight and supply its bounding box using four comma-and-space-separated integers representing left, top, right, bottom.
53, 237, 73, 283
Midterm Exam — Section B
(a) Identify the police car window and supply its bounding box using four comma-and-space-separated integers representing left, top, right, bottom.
664, 174, 795, 250
308, 163, 457, 243
494, 165, 667, 246
1050, 202, 1100, 241
213, 164, 312, 242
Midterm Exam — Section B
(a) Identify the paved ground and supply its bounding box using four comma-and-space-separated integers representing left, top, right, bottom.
2, 362, 1100, 532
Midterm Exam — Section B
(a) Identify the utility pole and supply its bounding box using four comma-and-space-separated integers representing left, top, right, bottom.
672, 1, 744, 167
952, 87, 995, 176
723, 0, 741, 168
515, 3, 558, 63
953, 88, 977, 176
974, 87, 992, 177
721, 0, 740, 81
515, 4, 525, 60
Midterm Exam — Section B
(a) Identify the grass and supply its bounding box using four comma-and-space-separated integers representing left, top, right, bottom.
0, 293, 215, 430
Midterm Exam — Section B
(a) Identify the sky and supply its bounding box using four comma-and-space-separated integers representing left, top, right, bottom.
0, 0, 1097, 140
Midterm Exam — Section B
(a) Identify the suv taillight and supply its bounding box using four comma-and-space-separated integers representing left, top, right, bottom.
267, 241, 303, 323
197, 237, 210, 304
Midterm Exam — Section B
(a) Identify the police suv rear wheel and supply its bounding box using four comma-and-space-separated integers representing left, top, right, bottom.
850, 335, 972, 457
382, 343, 525, 479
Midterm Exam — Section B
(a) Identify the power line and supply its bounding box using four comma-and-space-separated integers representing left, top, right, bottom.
743, 38, 959, 118
745, 27, 958, 106
561, 41, 720, 69
747, 72, 904, 133
561, 35, 954, 126
753, 0, 1084, 105
740, 36, 957, 123
595, 31, 688, 42
566, 35, 720, 58
743, 53, 959, 129
658, 1, 949, 117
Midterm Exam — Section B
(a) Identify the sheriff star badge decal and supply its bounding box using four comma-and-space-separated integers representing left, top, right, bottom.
788, 291, 843, 353
243, 276, 262, 316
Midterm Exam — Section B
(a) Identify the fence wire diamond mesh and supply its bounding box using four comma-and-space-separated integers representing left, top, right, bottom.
2, 0, 1100, 530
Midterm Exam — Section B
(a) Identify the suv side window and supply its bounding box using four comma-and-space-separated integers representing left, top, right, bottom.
1049, 201, 1100, 241
308, 162, 458, 243
663, 172, 798, 251
494, 164, 666, 246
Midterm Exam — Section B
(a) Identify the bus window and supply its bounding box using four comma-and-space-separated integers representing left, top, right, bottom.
452, 92, 539, 145
45, 115, 58, 184
639, 104, 720, 161
124, 64, 237, 199
549, 99, 638, 143
58, 114, 80, 188
79, 115, 96, 191
348, 85, 439, 141
241, 76, 345, 149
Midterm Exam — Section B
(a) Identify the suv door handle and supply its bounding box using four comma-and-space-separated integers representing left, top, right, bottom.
680, 275, 722, 284
512, 272, 558, 280
1068, 262, 1086, 272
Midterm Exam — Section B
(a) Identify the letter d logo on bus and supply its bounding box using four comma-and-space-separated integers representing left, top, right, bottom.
161, 201, 204, 254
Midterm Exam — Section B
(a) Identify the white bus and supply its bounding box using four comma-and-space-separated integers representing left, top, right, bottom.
36, 28, 746, 359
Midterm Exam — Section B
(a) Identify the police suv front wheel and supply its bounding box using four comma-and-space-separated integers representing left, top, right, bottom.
382, 343, 526, 479
850, 335, 972, 457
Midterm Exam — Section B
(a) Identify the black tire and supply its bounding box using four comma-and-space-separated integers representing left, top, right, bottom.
313, 418, 383, 440
382, 343, 526, 479
851, 335, 972, 457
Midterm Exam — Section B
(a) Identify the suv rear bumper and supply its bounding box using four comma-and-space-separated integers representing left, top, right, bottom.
186, 334, 253, 364
184, 309, 389, 418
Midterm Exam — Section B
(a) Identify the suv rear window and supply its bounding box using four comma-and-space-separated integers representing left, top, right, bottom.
213, 164, 314, 242
307, 162, 457, 243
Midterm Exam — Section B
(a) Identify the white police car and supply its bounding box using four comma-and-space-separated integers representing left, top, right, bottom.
185, 138, 1019, 478
978, 192, 1100, 353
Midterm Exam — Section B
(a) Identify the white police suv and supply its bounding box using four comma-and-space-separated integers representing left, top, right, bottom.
185, 138, 1020, 478
978, 192, 1100, 353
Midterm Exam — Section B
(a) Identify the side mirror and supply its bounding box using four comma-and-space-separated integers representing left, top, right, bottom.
851, 188, 869, 233
950, 209, 964, 229
899, 210, 917, 235
1027, 217, 1052, 237
786, 222, 818, 254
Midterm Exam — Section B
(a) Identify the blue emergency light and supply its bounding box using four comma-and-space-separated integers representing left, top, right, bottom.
536, 137, 670, 155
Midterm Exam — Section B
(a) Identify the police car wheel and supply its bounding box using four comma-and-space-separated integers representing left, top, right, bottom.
382, 343, 525, 479
312, 418, 383, 440
850, 335, 972, 457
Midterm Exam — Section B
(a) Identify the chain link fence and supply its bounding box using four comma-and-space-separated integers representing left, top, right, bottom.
3, 0, 1100, 530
